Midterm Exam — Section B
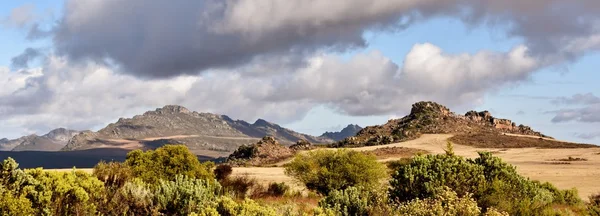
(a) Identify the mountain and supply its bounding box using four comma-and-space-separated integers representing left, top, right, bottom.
63, 105, 333, 157
333, 101, 594, 148
319, 124, 363, 141
0, 128, 80, 151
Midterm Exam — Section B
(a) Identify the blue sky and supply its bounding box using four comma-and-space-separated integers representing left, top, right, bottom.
1, 1, 600, 144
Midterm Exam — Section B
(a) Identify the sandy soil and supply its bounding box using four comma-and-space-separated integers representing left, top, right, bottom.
232, 134, 600, 199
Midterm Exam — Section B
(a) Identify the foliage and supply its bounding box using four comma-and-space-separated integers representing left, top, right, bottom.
215, 164, 233, 182
26, 169, 105, 216
397, 187, 484, 216
589, 193, 600, 216
266, 182, 290, 197
125, 144, 215, 184
318, 186, 391, 216
0, 186, 35, 216
389, 148, 584, 215
216, 196, 277, 216
93, 161, 133, 188
284, 149, 387, 195
221, 175, 257, 198
154, 175, 221, 215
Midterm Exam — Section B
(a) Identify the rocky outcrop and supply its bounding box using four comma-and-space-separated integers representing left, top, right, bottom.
289, 139, 313, 151
319, 124, 363, 141
333, 101, 550, 147
227, 136, 295, 166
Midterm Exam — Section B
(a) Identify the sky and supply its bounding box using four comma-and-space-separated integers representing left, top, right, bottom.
1, 1, 600, 144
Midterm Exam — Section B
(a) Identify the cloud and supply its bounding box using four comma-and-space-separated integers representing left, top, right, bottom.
574, 132, 600, 140
2, 4, 36, 28
0, 42, 540, 135
549, 93, 600, 123
11, 48, 42, 68
42, 0, 600, 78
516, 110, 525, 115
552, 93, 600, 105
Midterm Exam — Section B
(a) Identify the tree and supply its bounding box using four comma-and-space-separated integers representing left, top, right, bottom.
284, 149, 387, 195
125, 145, 215, 184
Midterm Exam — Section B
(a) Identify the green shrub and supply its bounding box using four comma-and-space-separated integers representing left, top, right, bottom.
0, 186, 35, 216
216, 196, 277, 216
153, 175, 221, 215
93, 161, 132, 188
101, 178, 156, 215
284, 149, 387, 195
318, 186, 391, 216
26, 169, 105, 216
397, 187, 485, 216
389, 148, 584, 215
125, 145, 215, 184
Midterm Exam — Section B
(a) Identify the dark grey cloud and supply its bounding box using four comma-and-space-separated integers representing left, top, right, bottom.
11, 48, 42, 68
574, 132, 600, 140
41, 0, 600, 78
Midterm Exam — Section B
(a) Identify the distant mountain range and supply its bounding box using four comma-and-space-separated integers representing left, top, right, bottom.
320, 124, 363, 141
61, 105, 338, 157
0, 128, 80, 151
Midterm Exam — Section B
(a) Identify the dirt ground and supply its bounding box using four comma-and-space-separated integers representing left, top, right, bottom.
232, 134, 600, 199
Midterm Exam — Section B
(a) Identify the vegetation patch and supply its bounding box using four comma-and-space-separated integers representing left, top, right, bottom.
364, 146, 428, 159
550, 156, 588, 162
449, 133, 598, 149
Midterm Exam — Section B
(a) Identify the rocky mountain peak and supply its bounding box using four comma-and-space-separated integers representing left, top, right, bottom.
410, 101, 451, 117
253, 119, 274, 127
153, 105, 192, 115
1, 138, 9, 142
320, 124, 364, 141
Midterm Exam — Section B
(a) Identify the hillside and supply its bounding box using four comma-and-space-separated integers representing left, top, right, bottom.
319, 124, 363, 141
332, 101, 592, 148
62, 105, 332, 156
0, 128, 79, 151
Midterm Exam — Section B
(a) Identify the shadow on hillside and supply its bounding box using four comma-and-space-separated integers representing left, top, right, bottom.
0, 148, 221, 169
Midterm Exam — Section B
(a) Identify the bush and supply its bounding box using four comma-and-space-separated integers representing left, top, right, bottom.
153, 175, 221, 215
0, 186, 35, 216
216, 196, 277, 216
589, 193, 600, 216
26, 169, 105, 215
215, 164, 233, 182
318, 186, 391, 216
125, 145, 215, 184
284, 149, 387, 195
397, 187, 485, 216
221, 175, 257, 199
389, 149, 584, 215
266, 182, 290, 197
93, 161, 132, 188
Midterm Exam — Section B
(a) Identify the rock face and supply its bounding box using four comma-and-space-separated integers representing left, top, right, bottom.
319, 124, 363, 141
333, 101, 549, 147
1, 128, 80, 151
289, 139, 313, 151
227, 136, 295, 166
62, 105, 333, 155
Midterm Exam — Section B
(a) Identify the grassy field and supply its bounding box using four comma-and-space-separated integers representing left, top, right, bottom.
51, 134, 600, 199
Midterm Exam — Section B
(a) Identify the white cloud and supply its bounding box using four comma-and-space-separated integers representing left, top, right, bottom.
0, 43, 542, 136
